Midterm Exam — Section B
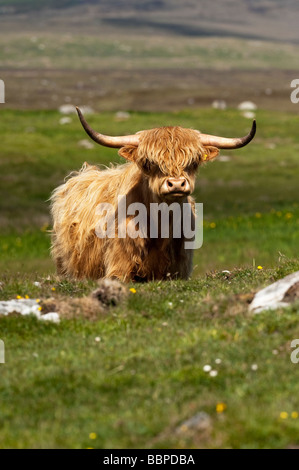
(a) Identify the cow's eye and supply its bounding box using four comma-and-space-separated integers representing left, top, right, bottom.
141, 161, 159, 174
186, 162, 199, 172
142, 160, 152, 173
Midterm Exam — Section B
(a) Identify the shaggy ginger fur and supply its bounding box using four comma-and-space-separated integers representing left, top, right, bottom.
51, 126, 219, 282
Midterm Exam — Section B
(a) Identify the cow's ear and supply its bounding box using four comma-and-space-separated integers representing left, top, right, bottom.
118, 145, 138, 162
202, 146, 219, 162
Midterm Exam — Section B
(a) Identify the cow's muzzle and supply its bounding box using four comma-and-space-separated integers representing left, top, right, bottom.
161, 177, 191, 197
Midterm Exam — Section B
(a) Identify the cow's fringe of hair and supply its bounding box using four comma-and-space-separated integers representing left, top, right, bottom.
137, 126, 206, 177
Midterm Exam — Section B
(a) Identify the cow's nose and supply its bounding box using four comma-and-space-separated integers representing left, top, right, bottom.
166, 177, 190, 193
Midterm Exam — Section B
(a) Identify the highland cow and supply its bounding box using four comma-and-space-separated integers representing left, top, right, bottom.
50, 108, 256, 282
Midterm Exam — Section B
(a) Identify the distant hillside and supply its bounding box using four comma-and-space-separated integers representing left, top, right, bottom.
0, 0, 298, 42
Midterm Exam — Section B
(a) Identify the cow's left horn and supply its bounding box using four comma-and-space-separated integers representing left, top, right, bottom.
76, 107, 140, 148
197, 120, 256, 149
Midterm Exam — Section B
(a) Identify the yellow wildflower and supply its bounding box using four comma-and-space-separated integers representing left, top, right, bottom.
216, 403, 227, 413
291, 412, 298, 419
280, 412, 288, 419
129, 288, 136, 294
89, 433, 97, 440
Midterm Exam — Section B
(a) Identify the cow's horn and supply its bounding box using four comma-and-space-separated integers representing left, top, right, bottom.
197, 120, 256, 149
76, 107, 140, 148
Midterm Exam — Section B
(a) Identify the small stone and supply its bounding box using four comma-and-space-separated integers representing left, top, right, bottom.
209, 370, 218, 377
241, 111, 256, 119
212, 100, 227, 110
77, 139, 95, 150
40, 312, 60, 323
176, 411, 212, 434
59, 117, 72, 125
237, 101, 257, 111
114, 111, 130, 121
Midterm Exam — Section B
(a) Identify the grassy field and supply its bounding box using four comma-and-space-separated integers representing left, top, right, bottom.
0, 31, 298, 112
2, 34, 299, 70
0, 107, 299, 448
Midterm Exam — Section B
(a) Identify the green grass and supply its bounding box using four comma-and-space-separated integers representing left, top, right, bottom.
0, 107, 299, 448
1, 34, 299, 70
1, 262, 299, 449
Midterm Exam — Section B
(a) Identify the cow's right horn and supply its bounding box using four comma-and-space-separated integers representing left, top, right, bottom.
197, 120, 256, 149
76, 107, 140, 148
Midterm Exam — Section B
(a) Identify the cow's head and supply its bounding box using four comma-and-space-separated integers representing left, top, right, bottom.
76, 107, 256, 202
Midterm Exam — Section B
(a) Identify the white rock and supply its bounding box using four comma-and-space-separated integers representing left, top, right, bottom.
237, 101, 257, 111
114, 111, 130, 121
79, 105, 94, 115
59, 117, 72, 125
249, 271, 299, 314
176, 411, 211, 433
77, 139, 95, 150
212, 100, 227, 110
58, 104, 75, 114
241, 111, 256, 119
58, 105, 94, 115
0, 299, 41, 317
0, 299, 60, 323
209, 370, 218, 377
40, 312, 60, 323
